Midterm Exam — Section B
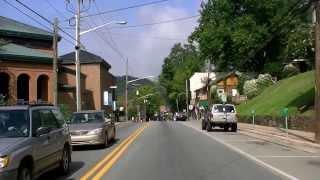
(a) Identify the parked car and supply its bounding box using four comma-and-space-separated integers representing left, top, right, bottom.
174, 112, 187, 121
202, 104, 237, 132
0, 105, 72, 180
68, 110, 116, 147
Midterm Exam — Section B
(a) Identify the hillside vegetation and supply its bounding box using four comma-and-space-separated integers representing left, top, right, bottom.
237, 71, 315, 117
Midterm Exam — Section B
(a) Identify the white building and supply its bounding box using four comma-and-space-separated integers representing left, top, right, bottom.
189, 72, 216, 105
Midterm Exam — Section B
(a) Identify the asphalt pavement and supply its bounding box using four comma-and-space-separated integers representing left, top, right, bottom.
104, 121, 283, 180
38, 121, 320, 180
38, 121, 142, 180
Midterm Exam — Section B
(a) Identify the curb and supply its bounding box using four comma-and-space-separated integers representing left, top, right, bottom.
239, 128, 320, 153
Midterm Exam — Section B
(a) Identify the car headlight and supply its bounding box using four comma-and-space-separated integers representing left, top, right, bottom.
0, 155, 9, 168
87, 128, 103, 135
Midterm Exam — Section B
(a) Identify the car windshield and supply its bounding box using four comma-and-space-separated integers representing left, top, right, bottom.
70, 112, 104, 124
0, 110, 30, 138
213, 105, 235, 113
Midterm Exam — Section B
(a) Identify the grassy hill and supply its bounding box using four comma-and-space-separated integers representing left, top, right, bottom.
237, 71, 315, 117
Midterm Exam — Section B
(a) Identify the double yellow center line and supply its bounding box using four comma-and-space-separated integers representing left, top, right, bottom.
80, 123, 149, 180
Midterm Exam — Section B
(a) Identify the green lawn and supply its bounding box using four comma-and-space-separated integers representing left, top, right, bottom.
237, 71, 315, 117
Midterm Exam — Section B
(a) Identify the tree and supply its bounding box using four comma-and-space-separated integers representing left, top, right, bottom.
191, 0, 312, 74
159, 43, 201, 110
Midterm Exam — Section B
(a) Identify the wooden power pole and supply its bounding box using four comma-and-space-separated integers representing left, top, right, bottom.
314, 1, 320, 143
53, 18, 58, 105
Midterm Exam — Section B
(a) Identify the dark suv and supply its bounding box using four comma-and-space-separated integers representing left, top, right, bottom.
0, 105, 72, 180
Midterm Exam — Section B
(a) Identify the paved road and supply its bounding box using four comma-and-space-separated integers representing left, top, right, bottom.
103, 121, 283, 180
39, 121, 320, 180
38, 121, 142, 180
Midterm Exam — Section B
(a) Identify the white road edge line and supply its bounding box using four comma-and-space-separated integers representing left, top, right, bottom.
256, 155, 320, 158
180, 122, 300, 180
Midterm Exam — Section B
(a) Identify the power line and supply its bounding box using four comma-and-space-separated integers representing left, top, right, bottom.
81, 0, 170, 19
109, 15, 200, 30
44, 0, 69, 19
2, 0, 75, 45
15, 0, 78, 44
93, 1, 122, 57
109, 32, 188, 41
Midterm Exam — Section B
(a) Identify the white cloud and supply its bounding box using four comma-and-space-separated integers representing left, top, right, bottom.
108, 5, 199, 77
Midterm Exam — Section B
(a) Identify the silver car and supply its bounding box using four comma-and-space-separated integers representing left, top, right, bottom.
68, 110, 116, 147
202, 104, 237, 132
0, 105, 72, 180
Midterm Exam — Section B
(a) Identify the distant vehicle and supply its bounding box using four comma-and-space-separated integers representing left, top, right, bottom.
202, 104, 237, 132
0, 105, 71, 180
174, 112, 187, 121
69, 110, 116, 147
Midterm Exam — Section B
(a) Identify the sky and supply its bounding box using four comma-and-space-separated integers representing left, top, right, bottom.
0, 0, 202, 77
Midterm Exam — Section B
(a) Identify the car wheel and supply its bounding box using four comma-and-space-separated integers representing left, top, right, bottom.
224, 125, 229, 132
18, 165, 32, 180
104, 133, 109, 148
201, 121, 205, 130
206, 122, 211, 132
59, 146, 71, 175
231, 124, 237, 132
112, 128, 116, 141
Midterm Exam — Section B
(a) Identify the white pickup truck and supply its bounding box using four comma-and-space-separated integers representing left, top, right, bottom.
202, 104, 237, 132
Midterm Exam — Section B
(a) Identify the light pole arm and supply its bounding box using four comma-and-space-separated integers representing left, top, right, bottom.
127, 76, 154, 84
80, 21, 127, 35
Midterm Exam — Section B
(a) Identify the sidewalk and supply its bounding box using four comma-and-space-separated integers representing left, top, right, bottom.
187, 119, 320, 153
239, 123, 320, 153
238, 123, 320, 153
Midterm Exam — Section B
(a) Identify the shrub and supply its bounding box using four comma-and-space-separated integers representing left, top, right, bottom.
243, 79, 258, 98
282, 64, 299, 78
256, 74, 274, 91
59, 104, 72, 122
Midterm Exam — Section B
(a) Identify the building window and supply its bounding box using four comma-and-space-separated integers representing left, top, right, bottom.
0, 72, 10, 100
37, 75, 49, 102
17, 74, 30, 102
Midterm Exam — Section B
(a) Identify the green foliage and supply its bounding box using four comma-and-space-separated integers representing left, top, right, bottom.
238, 71, 314, 116
58, 104, 72, 122
282, 64, 299, 78
128, 84, 164, 116
263, 62, 283, 77
159, 43, 201, 110
191, 0, 312, 73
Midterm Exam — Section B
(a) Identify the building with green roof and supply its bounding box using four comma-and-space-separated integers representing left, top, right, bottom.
0, 16, 56, 104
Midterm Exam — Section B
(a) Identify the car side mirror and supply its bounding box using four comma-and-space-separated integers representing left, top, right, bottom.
36, 127, 51, 136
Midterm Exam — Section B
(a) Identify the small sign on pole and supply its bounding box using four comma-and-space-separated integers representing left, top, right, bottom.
282, 108, 289, 137
251, 109, 255, 129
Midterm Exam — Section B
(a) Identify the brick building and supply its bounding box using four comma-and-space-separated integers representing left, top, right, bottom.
59, 50, 115, 112
0, 16, 55, 104
0, 16, 115, 112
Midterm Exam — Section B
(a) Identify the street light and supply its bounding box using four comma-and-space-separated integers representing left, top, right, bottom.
125, 75, 155, 121
74, 19, 127, 112
79, 21, 127, 35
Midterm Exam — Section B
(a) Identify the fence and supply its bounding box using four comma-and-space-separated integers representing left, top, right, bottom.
238, 114, 315, 132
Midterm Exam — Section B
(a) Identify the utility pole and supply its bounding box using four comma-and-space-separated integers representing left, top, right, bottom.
207, 59, 211, 106
52, 18, 58, 106
125, 58, 129, 121
186, 79, 189, 121
314, 1, 320, 143
75, 0, 81, 112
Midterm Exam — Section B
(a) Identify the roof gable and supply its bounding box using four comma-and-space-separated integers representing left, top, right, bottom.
60, 50, 111, 69
0, 16, 53, 40
0, 42, 52, 63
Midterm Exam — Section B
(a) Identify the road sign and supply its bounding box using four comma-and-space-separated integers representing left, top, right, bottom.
282, 108, 289, 117
251, 109, 255, 115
